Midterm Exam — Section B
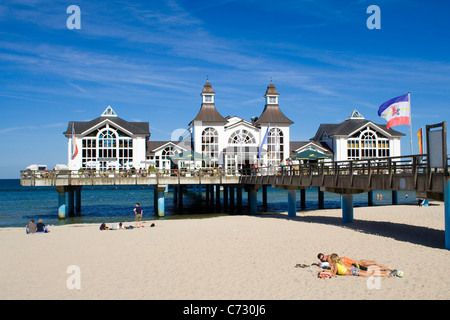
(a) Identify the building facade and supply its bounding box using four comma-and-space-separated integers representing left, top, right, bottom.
64, 85, 405, 172
310, 109, 405, 161
186, 81, 293, 170
64, 106, 150, 171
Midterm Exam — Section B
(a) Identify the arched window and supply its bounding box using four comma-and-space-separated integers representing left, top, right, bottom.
347, 127, 390, 160
160, 146, 178, 170
267, 128, 283, 165
228, 129, 256, 144
81, 126, 134, 170
202, 127, 219, 167
98, 129, 117, 160
360, 130, 377, 158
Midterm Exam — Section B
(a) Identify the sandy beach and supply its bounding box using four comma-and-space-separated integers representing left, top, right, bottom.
1, 202, 449, 300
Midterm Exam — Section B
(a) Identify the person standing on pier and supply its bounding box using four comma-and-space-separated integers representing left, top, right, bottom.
134, 203, 143, 228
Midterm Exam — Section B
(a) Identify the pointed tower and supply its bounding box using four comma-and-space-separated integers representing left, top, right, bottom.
189, 81, 226, 125
254, 82, 294, 126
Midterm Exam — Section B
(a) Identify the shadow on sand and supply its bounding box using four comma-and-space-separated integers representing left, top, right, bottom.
260, 209, 445, 250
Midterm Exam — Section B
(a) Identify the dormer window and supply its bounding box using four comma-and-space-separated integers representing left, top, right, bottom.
204, 95, 213, 103
101, 105, 118, 117
268, 96, 277, 104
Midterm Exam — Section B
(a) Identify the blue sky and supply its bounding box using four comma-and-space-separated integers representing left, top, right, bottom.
0, 0, 449, 178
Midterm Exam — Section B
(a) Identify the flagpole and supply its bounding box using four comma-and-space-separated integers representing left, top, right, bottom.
408, 92, 413, 155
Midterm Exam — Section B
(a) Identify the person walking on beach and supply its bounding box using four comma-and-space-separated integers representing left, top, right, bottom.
134, 203, 143, 228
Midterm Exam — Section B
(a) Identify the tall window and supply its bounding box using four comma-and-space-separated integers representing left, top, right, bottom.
81, 126, 134, 170
267, 128, 283, 165
160, 146, 178, 170
226, 129, 257, 170
202, 127, 219, 167
98, 129, 117, 161
347, 127, 390, 160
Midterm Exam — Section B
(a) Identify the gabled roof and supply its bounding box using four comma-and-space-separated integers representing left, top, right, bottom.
290, 141, 333, 154
224, 117, 256, 131
312, 118, 405, 141
63, 107, 150, 137
146, 140, 191, 155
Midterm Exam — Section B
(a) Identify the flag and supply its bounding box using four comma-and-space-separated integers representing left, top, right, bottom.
71, 123, 78, 160
258, 125, 269, 159
417, 128, 423, 154
377, 93, 410, 129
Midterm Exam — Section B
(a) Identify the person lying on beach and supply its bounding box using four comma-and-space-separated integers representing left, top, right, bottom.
317, 253, 394, 272
329, 253, 391, 278
99, 223, 109, 230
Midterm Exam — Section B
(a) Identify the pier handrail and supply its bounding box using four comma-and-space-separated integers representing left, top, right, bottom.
242, 154, 449, 177
19, 166, 244, 185
19, 154, 450, 188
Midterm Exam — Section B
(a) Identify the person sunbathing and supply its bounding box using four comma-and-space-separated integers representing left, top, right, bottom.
317, 253, 394, 272
329, 253, 392, 278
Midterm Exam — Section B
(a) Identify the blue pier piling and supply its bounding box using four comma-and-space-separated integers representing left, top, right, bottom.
288, 189, 296, 217
157, 186, 165, 217
444, 177, 450, 250
249, 188, 257, 215
368, 190, 373, 206
392, 190, 398, 205
75, 187, 82, 214
341, 194, 354, 223
300, 189, 306, 209
56, 187, 68, 219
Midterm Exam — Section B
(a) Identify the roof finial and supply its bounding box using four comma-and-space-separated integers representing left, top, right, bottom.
270, 77, 272, 83
206, 75, 209, 81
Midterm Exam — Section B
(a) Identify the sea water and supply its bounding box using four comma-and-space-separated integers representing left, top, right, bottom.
0, 179, 417, 228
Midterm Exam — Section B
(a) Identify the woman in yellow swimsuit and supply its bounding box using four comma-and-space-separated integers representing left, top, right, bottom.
330, 254, 391, 278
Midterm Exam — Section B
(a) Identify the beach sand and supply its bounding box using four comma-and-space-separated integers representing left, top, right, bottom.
1, 203, 449, 300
